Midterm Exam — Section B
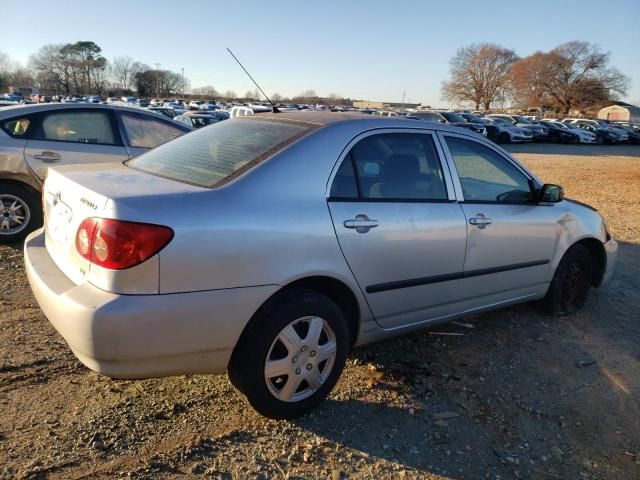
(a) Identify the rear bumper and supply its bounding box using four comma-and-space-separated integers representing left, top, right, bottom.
601, 238, 618, 286
24, 228, 279, 378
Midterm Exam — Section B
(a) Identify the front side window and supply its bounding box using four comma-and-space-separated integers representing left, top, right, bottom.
330, 133, 448, 201
445, 136, 532, 203
120, 112, 187, 149
34, 110, 116, 145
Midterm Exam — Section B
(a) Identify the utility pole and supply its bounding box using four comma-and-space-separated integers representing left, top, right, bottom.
402, 90, 406, 110
181, 67, 184, 100
155, 63, 160, 99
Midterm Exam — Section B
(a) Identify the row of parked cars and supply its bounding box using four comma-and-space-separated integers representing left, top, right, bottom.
377, 110, 638, 145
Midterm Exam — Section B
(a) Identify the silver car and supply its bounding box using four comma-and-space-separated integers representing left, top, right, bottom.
24, 112, 617, 419
0, 103, 191, 242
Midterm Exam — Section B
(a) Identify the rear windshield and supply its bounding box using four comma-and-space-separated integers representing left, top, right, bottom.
126, 118, 311, 188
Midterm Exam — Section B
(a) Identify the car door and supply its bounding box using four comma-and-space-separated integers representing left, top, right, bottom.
23, 108, 129, 180
117, 110, 190, 157
439, 132, 558, 304
328, 130, 468, 329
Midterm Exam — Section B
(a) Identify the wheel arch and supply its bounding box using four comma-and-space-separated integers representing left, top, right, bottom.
232, 275, 361, 363
574, 237, 606, 287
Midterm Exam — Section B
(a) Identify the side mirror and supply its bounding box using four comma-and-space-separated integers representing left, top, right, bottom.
538, 183, 564, 203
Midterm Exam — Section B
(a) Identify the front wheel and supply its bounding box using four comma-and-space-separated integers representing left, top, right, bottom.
541, 244, 593, 316
499, 132, 511, 144
0, 183, 42, 244
228, 289, 349, 419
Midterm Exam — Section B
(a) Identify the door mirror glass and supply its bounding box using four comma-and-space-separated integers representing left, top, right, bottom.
538, 184, 564, 203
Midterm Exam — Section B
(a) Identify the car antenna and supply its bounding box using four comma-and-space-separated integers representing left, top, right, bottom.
226, 47, 280, 113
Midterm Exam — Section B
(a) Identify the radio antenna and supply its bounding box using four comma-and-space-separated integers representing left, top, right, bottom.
226, 48, 280, 113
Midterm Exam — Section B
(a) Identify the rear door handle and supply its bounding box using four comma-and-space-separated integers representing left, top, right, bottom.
469, 213, 493, 229
344, 214, 378, 233
32, 151, 61, 163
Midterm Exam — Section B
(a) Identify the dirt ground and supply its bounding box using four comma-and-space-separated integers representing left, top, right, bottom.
1, 143, 639, 480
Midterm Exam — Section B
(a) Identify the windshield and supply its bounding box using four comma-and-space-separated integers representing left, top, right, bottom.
564, 123, 579, 130
413, 112, 445, 122
554, 122, 568, 129
514, 116, 532, 124
492, 118, 511, 126
442, 112, 466, 123
127, 118, 312, 188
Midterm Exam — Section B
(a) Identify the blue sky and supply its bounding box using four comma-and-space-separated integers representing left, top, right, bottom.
2, 0, 639, 106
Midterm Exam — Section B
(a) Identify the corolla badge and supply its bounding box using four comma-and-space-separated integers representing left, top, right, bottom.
80, 197, 98, 210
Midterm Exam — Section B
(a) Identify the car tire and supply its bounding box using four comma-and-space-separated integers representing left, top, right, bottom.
228, 288, 350, 419
499, 132, 511, 144
541, 244, 593, 316
0, 182, 42, 244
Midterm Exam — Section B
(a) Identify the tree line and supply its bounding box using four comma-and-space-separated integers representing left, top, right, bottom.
442, 41, 629, 113
0, 43, 342, 103
0, 41, 189, 98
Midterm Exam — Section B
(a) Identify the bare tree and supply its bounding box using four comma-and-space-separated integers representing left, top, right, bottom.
441, 43, 518, 110
112, 56, 143, 93
224, 90, 237, 100
510, 41, 629, 113
192, 85, 219, 98
0, 51, 15, 89
271, 92, 283, 102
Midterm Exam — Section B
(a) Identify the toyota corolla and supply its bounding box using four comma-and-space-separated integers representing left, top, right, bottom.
24, 112, 617, 418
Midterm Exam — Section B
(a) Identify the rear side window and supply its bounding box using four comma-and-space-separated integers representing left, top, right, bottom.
2, 117, 31, 137
126, 118, 311, 188
330, 133, 448, 201
33, 110, 117, 145
120, 112, 187, 149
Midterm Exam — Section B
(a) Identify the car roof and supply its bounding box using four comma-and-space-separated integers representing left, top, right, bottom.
0, 102, 161, 120
246, 111, 476, 135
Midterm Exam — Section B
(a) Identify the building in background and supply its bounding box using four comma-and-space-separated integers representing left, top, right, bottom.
597, 102, 640, 122
353, 100, 421, 110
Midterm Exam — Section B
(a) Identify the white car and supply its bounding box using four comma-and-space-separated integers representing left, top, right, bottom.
189, 100, 204, 110
486, 118, 534, 143
553, 122, 597, 144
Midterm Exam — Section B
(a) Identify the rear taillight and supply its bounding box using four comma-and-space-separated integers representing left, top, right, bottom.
75, 218, 173, 270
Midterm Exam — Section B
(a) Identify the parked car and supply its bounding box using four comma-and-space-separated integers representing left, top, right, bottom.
199, 102, 218, 111
614, 124, 640, 144
136, 98, 150, 108
438, 111, 487, 136
147, 107, 178, 119
487, 114, 549, 141
538, 121, 582, 143
0, 103, 192, 242
569, 120, 628, 144
24, 112, 617, 419
406, 111, 486, 136
485, 118, 534, 143
174, 112, 229, 128
189, 100, 204, 110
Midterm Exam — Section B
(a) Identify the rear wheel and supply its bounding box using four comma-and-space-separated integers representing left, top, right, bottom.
228, 289, 349, 419
541, 244, 593, 316
0, 183, 42, 244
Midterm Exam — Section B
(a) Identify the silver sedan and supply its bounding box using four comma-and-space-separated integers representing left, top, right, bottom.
24, 112, 617, 418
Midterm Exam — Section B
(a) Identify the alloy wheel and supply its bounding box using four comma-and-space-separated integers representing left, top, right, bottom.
0, 194, 30, 236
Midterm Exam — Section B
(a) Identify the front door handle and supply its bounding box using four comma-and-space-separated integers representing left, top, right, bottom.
32, 151, 61, 163
469, 213, 493, 229
344, 214, 379, 233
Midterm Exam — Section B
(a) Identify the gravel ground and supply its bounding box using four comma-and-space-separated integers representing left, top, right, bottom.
1, 143, 639, 480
